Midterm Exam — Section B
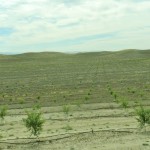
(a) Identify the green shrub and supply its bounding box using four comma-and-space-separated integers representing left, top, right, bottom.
120, 99, 128, 109
33, 103, 41, 110
19, 99, 24, 104
23, 108, 45, 137
135, 106, 150, 130
110, 91, 113, 95
9, 98, 13, 102
85, 96, 89, 101
37, 96, 40, 100
131, 90, 135, 94
88, 92, 91, 95
113, 93, 117, 99
63, 105, 70, 116
0, 106, 7, 120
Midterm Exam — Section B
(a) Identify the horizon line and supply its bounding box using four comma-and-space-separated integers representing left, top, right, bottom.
0, 48, 150, 56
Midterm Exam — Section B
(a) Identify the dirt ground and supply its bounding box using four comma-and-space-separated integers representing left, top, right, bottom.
0, 103, 150, 150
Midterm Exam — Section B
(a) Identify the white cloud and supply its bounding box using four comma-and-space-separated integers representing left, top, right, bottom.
0, 0, 150, 53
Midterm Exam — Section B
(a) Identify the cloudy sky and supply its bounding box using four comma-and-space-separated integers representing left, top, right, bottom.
0, 0, 150, 54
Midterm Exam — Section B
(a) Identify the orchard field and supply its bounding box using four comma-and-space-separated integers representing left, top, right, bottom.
0, 49, 150, 150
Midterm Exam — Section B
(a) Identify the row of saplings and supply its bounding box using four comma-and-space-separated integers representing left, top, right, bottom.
0, 104, 150, 138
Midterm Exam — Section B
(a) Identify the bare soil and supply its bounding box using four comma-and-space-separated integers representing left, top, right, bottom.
0, 103, 150, 150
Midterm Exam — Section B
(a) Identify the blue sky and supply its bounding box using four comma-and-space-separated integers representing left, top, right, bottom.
0, 27, 14, 36
0, 0, 150, 54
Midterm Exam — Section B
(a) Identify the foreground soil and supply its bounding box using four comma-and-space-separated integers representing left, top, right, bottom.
0, 103, 150, 150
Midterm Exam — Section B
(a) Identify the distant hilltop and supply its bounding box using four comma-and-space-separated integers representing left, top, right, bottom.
0, 49, 150, 56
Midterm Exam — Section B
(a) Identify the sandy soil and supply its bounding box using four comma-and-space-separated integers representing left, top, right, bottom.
0, 103, 150, 150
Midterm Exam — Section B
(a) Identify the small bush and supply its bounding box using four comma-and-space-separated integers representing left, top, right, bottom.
0, 106, 7, 120
19, 99, 24, 104
33, 103, 41, 110
120, 99, 128, 109
110, 91, 113, 95
37, 96, 40, 100
9, 98, 13, 102
113, 93, 117, 99
63, 105, 70, 116
131, 90, 135, 94
23, 108, 45, 137
135, 106, 150, 130
85, 96, 89, 101
88, 92, 91, 96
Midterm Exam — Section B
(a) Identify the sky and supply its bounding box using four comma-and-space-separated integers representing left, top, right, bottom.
0, 0, 150, 54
